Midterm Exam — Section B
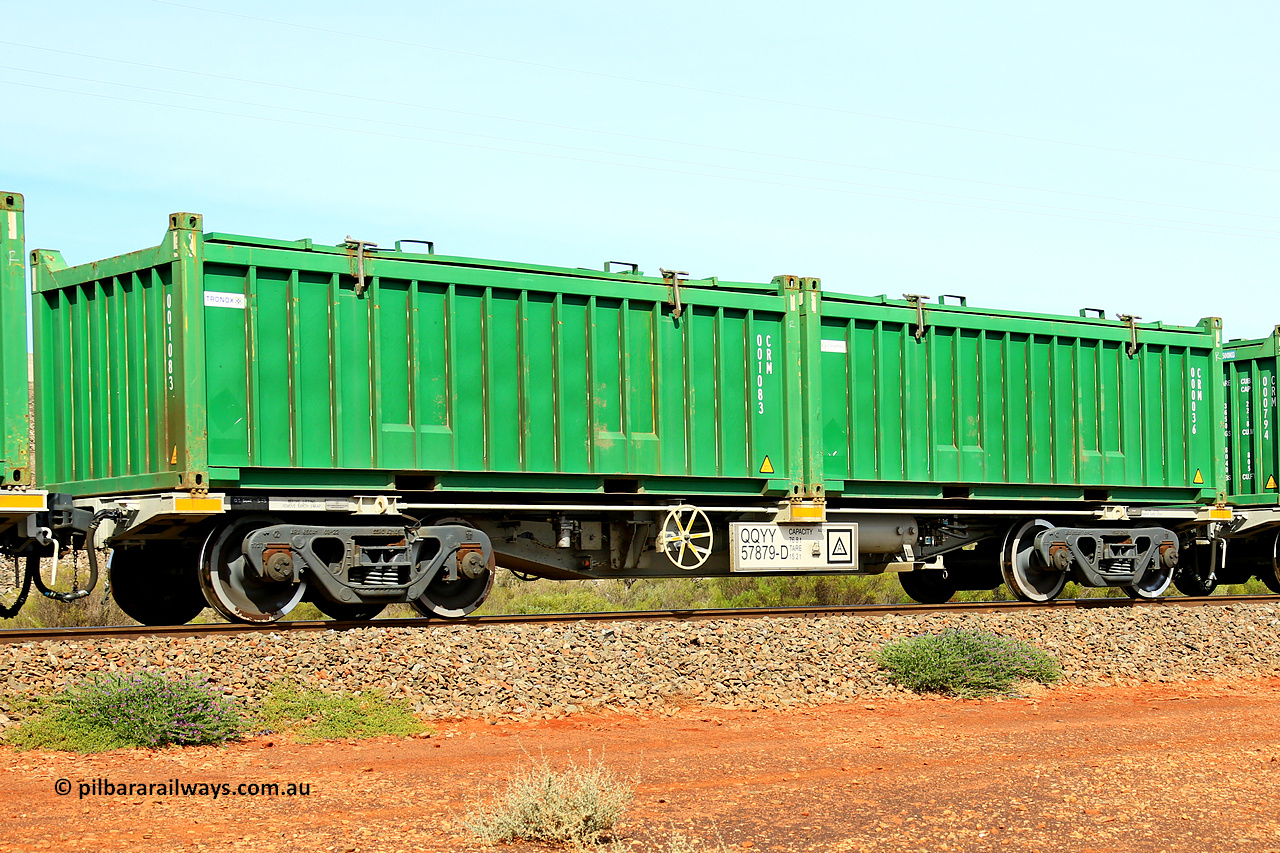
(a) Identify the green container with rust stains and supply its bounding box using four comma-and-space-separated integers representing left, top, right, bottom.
17, 206, 1227, 507
1222, 330, 1280, 505
27, 213, 811, 498
814, 292, 1225, 505
0, 192, 28, 487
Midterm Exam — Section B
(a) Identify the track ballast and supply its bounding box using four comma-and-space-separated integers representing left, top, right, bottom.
0, 594, 1269, 645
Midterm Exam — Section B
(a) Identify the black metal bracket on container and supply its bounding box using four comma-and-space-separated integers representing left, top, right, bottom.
660, 268, 688, 320
904, 294, 929, 342
1118, 314, 1142, 356
344, 236, 377, 296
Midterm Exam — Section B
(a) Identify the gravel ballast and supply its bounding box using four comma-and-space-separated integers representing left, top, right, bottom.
2, 604, 1279, 721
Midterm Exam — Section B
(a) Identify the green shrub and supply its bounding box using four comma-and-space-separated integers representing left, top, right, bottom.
875, 629, 1061, 698
466, 757, 633, 848
6, 671, 240, 751
250, 681, 427, 742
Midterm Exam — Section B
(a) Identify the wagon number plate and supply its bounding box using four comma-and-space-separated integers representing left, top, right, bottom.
729, 523, 859, 572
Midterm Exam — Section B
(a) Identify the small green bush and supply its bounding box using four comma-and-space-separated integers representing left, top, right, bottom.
875, 629, 1061, 698
250, 681, 427, 742
6, 671, 240, 751
467, 757, 633, 848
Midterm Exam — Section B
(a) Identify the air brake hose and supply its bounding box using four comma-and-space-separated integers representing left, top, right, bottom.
0, 557, 35, 619
31, 509, 130, 603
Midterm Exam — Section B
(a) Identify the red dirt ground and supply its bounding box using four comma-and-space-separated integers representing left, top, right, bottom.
2, 677, 1279, 852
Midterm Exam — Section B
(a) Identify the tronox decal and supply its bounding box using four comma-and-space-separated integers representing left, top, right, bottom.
204, 291, 247, 309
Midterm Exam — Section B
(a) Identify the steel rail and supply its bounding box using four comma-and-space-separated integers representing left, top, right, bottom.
0, 594, 1273, 645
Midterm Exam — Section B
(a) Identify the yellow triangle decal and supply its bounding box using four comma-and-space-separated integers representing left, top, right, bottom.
1193, 469, 1204, 485
1268, 475, 1277, 490
759, 456, 775, 475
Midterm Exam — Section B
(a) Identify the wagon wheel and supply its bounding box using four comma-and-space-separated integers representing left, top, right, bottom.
410, 551, 495, 619
411, 519, 496, 619
0, 555, 34, 620
199, 515, 306, 623
1256, 531, 1280, 595
411, 565, 494, 619
1123, 569, 1173, 599
657, 505, 713, 571
1000, 518, 1066, 602
898, 569, 957, 604
1122, 539, 1175, 600
110, 542, 208, 626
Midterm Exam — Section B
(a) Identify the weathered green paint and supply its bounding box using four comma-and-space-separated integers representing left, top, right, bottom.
817, 294, 1224, 504
1222, 330, 1280, 505
31, 216, 807, 496
0, 192, 27, 486
797, 277, 825, 498
24, 212, 1226, 505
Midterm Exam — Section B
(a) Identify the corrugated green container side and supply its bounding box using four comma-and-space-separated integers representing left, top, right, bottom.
1222, 331, 1280, 505
31, 215, 806, 497
818, 294, 1225, 504
0, 192, 28, 487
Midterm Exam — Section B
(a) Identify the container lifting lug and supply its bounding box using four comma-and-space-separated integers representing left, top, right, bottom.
904, 294, 929, 342
345, 236, 377, 297
1118, 314, 1141, 357
661, 268, 688, 320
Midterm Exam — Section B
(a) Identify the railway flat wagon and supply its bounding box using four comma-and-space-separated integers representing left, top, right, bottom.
17, 207, 821, 624
0, 198, 1236, 624
1214, 332, 1280, 593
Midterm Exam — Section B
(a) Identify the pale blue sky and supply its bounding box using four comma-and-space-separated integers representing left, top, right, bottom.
4, 1, 1278, 338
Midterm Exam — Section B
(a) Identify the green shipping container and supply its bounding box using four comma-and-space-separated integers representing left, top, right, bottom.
27, 213, 813, 498
18, 207, 1226, 507
1222, 331, 1280, 506
816, 293, 1224, 505
0, 192, 27, 488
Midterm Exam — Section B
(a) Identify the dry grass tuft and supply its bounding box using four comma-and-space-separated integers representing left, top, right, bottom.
466, 756, 633, 848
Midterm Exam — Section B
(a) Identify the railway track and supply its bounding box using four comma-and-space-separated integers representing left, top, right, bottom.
0, 594, 1273, 645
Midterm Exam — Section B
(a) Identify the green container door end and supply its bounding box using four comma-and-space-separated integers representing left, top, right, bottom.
0, 192, 27, 487
1223, 330, 1280, 506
